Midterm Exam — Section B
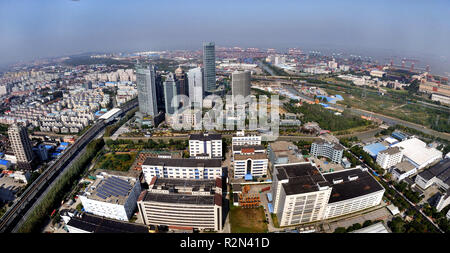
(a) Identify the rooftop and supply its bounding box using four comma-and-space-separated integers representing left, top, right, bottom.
418, 158, 450, 187
363, 142, 387, 157
140, 190, 221, 206
314, 139, 345, 150
392, 138, 442, 167
379, 146, 402, 156
143, 157, 222, 168
350, 222, 390, 233
323, 168, 384, 203
234, 153, 267, 161
276, 163, 329, 195
84, 174, 138, 205
189, 133, 222, 141
66, 212, 148, 233
392, 161, 416, 174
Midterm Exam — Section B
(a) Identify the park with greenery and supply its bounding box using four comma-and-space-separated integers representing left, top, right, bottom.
95, 152, 137, 172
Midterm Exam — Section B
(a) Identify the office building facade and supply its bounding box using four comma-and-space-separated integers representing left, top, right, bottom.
203, 42, 216, 92
233, 153, 268, 179
232, 70, 251, 99
137, 177, 223, 231
136, 64, 158, 117
141, 157, 222, 183
188, 67, 204, 108
189, 133, 222, 158
163, 73, 178, 115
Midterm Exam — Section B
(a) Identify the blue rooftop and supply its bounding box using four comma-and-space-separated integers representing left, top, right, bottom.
60, 142, 69, 146
268, 203, 274, 213
0, 159, 10, 166
363, 143, 387, 158
245, 174, 253, 181
392, 131, 408, 141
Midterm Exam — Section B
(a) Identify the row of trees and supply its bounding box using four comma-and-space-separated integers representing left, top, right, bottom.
105, 138, 188, 152
18, 138, 105, 233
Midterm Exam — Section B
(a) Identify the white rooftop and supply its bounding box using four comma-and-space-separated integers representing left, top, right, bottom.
99, 108, 121, 120
392, 138, 442, 168
384, 137, 398, 144
351, 222, 390, 233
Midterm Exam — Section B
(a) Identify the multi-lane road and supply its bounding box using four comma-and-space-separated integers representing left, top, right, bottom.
0, 101, 137, 233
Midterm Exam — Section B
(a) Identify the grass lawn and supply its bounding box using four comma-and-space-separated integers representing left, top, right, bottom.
230, 206, 268, 233
95, 152, 137, 172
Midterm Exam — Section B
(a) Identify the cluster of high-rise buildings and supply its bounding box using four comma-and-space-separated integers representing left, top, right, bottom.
135, 42, 253, 129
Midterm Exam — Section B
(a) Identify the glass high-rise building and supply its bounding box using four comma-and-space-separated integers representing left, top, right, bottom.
203, 42, 216, 92
136, 63, 158, 117
188, 67, 204, 108
232, 70, 251, 99
163, 73, 178, 115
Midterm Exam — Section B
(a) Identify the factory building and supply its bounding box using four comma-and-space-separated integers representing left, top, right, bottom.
79, 172, 141, 221
137, 177, 223, 231
188, 133, 222, 158
141, 157, 222, 183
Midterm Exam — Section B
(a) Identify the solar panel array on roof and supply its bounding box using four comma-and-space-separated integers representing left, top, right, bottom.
96, 177, 132, 198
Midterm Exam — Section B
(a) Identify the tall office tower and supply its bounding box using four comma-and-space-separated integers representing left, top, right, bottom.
203, 42, 216, 92
188, 67, 204, 108
231, 70, 251, 99
155, 73, 165, 113
175, 66, 189, 97
136, 63, 158, 116
163, 73, 178, 114
8, 124, 34, 169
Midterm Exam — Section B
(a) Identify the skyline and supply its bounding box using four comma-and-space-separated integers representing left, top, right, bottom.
1, 0, 450, 73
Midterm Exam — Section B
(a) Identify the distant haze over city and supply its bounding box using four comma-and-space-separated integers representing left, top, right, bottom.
1, 0, 449, 74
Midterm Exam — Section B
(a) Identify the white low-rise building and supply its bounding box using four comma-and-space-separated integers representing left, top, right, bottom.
188, 133, 222, 158
376, 147, 403, 170
233, 152, 268, 179
141, 157, 222, 183
79, 172, 141, 221
390, 161, 417, 182
392, 137, 442, 169
232, 130, 262, 146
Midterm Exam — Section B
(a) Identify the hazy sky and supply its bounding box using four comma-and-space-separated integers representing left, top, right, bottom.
1, 0, 450, 69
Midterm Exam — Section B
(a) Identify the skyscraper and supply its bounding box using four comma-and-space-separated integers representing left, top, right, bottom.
8, 124, 34, 169
175, 66, 188, 97
232, 70, 251, 99
155, 73, 165, 113
203, 42, 216, 92
188, 67, 204, 108
164, 73, 178, 115
136, 63, 158, 117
